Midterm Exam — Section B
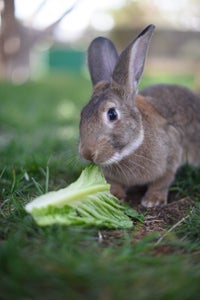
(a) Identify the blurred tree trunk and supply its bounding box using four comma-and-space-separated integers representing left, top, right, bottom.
0, 0, 41, 82
0, 0, 18, 80
0, 0, 76, 82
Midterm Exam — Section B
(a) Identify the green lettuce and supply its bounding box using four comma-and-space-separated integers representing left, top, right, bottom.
25, 165, 141, 228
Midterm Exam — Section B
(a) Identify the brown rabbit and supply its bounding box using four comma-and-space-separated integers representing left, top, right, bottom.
79, 24, 200, 207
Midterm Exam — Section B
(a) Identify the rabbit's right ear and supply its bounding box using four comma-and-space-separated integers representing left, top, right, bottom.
88, 37, 118, 86
112, 24, 155, 96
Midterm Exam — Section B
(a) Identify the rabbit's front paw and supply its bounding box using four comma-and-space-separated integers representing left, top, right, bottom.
141, 191, 167, 208
110, 183, 126, 201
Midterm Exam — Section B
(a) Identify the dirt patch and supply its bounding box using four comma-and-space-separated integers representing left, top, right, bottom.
134, 198, 194, 239
125, 186, 195, 240
99, 188, 195, 248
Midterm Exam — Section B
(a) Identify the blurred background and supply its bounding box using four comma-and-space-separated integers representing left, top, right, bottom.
1, 0, 200, 83
1, 0, 200, 176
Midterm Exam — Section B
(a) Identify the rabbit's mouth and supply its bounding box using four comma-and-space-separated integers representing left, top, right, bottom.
79, 142, 114, 165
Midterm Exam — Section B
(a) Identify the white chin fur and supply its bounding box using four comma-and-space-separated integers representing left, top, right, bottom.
102, 127, 144, 166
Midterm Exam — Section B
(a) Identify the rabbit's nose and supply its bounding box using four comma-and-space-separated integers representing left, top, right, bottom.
82, 149, 93, 161
79, 144, 95, 162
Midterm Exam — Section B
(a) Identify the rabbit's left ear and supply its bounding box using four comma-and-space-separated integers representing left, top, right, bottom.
88, 37, 119, 86
112, 24, 155, 95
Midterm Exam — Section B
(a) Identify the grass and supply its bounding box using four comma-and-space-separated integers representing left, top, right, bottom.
0, 72, 200, 299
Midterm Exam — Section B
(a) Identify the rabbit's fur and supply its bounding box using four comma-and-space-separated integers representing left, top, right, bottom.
79, 25, 200, 207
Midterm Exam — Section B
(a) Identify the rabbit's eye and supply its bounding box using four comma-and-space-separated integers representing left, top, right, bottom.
107, 108, 118, 122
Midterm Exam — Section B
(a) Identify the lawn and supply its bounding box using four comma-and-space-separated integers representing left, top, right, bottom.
0, 72, 200, 300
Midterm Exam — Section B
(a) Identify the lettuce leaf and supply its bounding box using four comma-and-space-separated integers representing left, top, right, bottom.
25, 165, 141, 229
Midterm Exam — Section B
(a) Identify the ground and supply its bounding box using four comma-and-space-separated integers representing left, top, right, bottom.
126, 186, 194, 238
136, 197, 194, 239
99, 188, 195, 249
1, 73, 200, 299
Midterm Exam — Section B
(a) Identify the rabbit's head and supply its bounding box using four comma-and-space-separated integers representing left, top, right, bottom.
79, 25, 155, 166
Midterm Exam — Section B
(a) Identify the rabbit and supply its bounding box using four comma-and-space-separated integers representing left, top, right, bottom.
79, 24, 200, 207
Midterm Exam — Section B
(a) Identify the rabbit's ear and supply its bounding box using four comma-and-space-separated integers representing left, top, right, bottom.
112, 24, 155, 95
88, 37, 118, 86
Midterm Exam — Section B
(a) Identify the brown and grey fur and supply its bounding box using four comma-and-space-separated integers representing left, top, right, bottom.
79, 25, 200, 207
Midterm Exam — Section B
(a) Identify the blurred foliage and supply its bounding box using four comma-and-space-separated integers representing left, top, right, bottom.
0, 73, 91, 191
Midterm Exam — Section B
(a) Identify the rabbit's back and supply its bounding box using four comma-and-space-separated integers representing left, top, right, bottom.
140, 84, 200, 165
